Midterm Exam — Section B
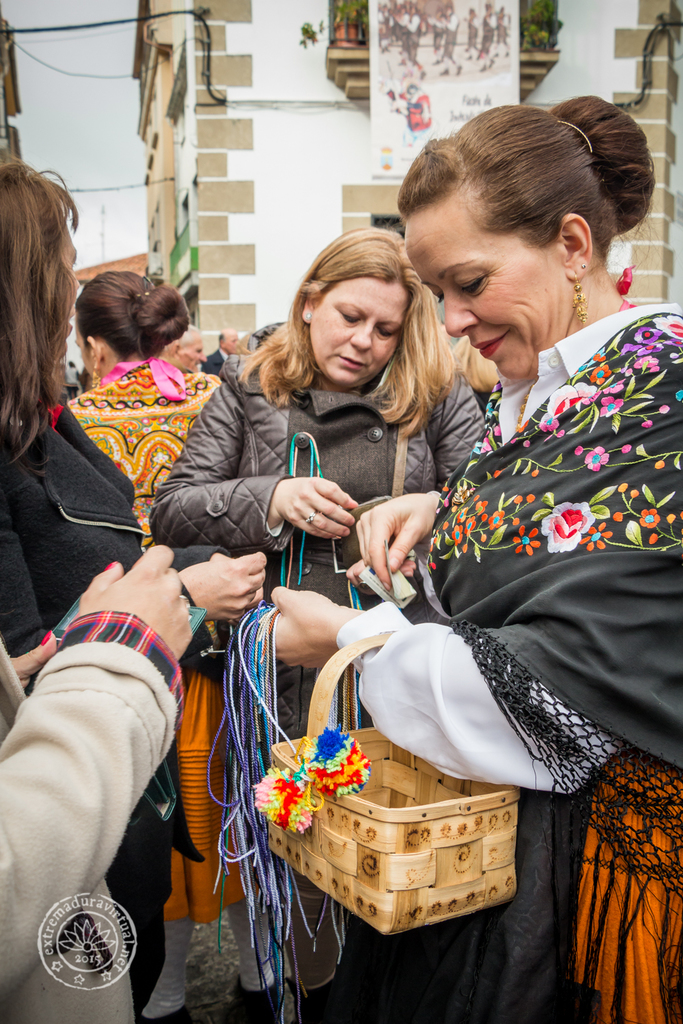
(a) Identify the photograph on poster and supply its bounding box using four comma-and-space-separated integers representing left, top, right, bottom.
371, 0, 519, 178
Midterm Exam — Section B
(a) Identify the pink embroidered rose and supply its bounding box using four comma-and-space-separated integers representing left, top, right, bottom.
653, 314, 683, 341
539, 383, 598, 432
634, 356, 660, 372
584, 446, 609, 472
541, 501, 595, 553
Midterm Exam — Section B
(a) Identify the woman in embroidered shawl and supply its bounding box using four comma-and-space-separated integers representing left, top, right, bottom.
271, 95, 683, 1024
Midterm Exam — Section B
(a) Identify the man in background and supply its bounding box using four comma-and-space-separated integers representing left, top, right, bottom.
163, 327, 206, 374
202, 327, 240, 374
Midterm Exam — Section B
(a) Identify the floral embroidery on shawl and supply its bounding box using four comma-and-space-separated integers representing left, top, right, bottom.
429, 312, 683, 568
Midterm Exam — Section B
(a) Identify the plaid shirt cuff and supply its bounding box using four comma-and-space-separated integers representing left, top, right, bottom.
61, 611, 184, 723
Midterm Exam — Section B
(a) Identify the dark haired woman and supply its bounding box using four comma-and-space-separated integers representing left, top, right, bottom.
71, 271, 219, 541
271, 96, 683, 1024
0, 162, 265, 1018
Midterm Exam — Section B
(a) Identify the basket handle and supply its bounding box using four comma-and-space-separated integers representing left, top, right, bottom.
306, 633, 391, 738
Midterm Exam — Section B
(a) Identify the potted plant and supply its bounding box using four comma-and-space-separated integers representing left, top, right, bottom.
336, 0, 368, 43
520, 0, 561, 50
300, 0, 368, 49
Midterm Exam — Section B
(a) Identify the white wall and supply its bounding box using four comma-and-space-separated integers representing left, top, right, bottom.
523, 0, 639, 106
226, 0, 372, 327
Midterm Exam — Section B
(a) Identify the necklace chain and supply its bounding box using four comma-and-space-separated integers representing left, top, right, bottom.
516, 376, 539, 432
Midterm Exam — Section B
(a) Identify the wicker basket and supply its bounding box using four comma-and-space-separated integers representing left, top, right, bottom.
269, 634, 519, 935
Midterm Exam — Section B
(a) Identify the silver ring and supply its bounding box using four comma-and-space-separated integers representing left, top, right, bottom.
305, 510, 319, 524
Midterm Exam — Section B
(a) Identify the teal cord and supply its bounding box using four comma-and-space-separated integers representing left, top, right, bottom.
281, 434, 324, 588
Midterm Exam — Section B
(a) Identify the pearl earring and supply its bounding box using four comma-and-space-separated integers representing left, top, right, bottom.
304, 312, 312, 322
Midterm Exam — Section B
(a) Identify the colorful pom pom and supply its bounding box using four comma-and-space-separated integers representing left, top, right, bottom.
307, 726, 371, 797
255, 726, 371, 832
254, 768, 313, 833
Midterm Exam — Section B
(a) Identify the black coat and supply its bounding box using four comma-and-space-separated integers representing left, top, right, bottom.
0, 405, 218, 931
201, 349, 227, 376
0, 404, 217, 655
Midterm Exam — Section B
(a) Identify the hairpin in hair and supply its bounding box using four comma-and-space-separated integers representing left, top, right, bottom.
556, 119, 593, 154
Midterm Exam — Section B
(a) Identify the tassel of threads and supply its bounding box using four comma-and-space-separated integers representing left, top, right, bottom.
208, 602, 291, 1023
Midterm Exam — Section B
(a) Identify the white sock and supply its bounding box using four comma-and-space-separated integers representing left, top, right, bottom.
142, 916, 195, 1019
226, 899, 276, 992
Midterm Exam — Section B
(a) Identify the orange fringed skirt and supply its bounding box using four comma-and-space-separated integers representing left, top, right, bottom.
574, 766, 683, 1024
164, 668, 244, 923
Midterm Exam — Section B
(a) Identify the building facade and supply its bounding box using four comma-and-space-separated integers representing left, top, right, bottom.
0, 11, 21, 164
134, 0, 683, 355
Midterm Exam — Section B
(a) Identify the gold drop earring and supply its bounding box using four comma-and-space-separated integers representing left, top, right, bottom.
573, 273, 588, 325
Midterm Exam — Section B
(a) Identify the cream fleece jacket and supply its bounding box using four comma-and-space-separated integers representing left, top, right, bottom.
0, 637, 177, 1023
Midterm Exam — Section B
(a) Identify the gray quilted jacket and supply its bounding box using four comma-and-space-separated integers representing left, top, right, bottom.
150, 355, 484, 557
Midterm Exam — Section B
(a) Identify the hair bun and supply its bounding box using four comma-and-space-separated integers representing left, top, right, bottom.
550, 96, 654, 234
134, 283, 189, 358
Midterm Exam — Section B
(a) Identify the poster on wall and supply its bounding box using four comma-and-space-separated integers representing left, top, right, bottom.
370, 0, 520, 179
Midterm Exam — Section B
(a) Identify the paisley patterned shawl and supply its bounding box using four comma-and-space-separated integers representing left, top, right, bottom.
70, 363, 220, 541
429, 310, 683, 769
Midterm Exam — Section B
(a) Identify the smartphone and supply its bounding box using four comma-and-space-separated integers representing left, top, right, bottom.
341, 495, 392, 568
52, 597, 207, 641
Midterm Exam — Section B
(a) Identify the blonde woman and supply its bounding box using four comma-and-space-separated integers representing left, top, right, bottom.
151, 228, 483, 1023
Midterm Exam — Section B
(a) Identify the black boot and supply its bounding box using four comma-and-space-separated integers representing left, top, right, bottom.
287, 979, 333, 1024
237, 978, 279, 1024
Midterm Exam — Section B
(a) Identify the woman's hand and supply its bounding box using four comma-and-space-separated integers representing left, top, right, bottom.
179, 551, 266, 624
347, 492, 440, 591
12, 633, 59, 688
271, 587, 361, 667
267, 477, 358, 539
79, 547, 192, 659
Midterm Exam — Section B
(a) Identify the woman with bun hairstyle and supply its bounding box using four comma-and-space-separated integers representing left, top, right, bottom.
0, 162, 266, 1019
71, 271, 219, 541
270, 97, 683, 1024
70, 271, 273, 1024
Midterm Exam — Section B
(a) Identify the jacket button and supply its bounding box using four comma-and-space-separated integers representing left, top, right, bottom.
367, 427, 383, 442
301, 561, 312, 576
211, 500, 223, 513
294, 434, 310, 448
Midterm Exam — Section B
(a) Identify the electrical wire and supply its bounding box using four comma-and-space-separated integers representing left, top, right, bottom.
615, 17, 683, 110
3, 9, 227, 106
2, 13, 197, 35
197, 99, 361, 110
14, 41, 131, 79
71, 177, 174, 193
16, 26, 137, 45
